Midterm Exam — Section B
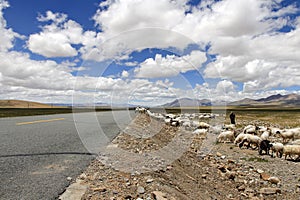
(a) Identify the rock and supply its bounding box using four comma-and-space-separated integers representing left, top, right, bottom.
221, 155, 226, 159
166, 165, 173, 170
66, 177, 72, 181
256, 169, 264, 174
259, 187, 281, 195
92, 187, 107, 192
225, 171, 236, 180
216, 152, 222, 157
137, 186, 145, 194
79, 173, 87, 180
146, 178, 154, 183
237, 185, 246, 191
268, 176, 280, 184
201, 174, 207, 179
227, 159, 235, 164
244, 188, 255, 194
260, 172, 270, 181
152, 191, 168, 200
218, 165, 227, 173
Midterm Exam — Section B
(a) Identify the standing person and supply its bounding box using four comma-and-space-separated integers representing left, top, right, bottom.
229, 112, 236, 124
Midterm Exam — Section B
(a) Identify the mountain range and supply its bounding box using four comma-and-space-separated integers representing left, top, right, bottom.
162, 93, 300, 107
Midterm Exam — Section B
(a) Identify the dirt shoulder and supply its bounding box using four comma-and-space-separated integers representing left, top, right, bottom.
78, 114, 300, 200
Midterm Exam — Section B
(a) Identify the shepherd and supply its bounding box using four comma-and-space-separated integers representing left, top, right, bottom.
229, 112, 236, 124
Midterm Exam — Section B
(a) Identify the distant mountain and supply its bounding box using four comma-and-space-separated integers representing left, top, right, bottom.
163, 98, 212, 107
0, 100, 62, 108
229, 93, 300, 106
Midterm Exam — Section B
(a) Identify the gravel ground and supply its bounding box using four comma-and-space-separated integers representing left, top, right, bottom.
78, 113, 300, 200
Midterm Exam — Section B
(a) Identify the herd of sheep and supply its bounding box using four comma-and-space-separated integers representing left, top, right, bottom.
135, 107, 300, 161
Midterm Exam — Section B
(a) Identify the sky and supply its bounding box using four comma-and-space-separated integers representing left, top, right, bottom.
0, 0, 300, 106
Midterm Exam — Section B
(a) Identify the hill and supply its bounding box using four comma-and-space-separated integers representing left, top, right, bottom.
0, 100, 59, 108
162, 98, 212, 107
229, 93, 300, 106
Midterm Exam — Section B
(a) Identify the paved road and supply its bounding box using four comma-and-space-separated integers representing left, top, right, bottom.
0, 110, 135, 200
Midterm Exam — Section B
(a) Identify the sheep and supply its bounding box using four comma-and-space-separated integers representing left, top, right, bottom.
193, 128, 208, 136
258, 140, 271, 155
217, 130, 235, 143
269, 127, 282, 136
260, 130, 270, 140
287, 139, 300, 145
239, 134, 262, 149
283, 145, 300, 160
276, 130, 295, 143
198, 121, 210, 129
234, 133, 247, 145
244, 125, 258, 134
223, 124, 236, 130
269, 142, 284, 158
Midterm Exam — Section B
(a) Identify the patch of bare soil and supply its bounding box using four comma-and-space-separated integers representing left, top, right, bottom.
79, 114, 300, 200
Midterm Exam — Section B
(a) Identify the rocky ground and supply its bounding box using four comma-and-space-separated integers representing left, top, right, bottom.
78, 114, 300, 200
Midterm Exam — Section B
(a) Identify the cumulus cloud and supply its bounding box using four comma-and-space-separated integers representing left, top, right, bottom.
134, 50, 207, 78
27, 11, 84, 57
1, 0, 299, 104
0, 0, 22, 52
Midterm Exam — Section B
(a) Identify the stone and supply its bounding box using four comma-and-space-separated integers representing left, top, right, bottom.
227, 159, 235, 164
201, 174, 207, 179
66, 177, 72, 181
268, 177, 280, 184
226, 171, 236, 180
152, 191, 168, 200
146, 178, 154, 183
260, 172, 270, 181
259, 187, 281, 195
137, 186, 145, 194
221, 155, 226, 159
256, 169, 264, 174
79, 173, 87, 180
237, 185, 246, 191
92, 187, 107, 192
216, 152, 222, 157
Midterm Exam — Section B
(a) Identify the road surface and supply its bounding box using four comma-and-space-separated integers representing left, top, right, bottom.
0, 110, 135, 200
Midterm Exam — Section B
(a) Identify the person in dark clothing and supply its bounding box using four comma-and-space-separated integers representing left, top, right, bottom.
229, 112, 236, 124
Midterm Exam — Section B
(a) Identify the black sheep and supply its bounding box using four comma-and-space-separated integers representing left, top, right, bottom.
258, 140, 272, 155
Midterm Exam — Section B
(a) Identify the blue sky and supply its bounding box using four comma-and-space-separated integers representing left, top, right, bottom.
0, 0, 299, 105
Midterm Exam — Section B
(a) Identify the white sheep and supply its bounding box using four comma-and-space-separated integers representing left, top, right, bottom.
269, 142, 284, 158
193, 128, 208, 136
244, 126, 258, 134
223, 124, 236, 130
287, 139, 300, 145
198, 121, 210, 129
283, 145, 300, 160
260, 130, 270, 140
234, 133, 247, 145
240, 134, 262, 149
217, 130, 235, 143
269, 127, 282, 136
277, 130, 295, 143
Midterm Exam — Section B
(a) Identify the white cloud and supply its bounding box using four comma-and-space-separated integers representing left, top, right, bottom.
121, 70, 129, 78
0, 0, 22, 52
134, 50, 206, 78
27, 11, 84, 57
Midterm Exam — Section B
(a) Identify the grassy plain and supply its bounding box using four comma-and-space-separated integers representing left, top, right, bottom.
152, 106, 300, 128
0, 107, 133, 118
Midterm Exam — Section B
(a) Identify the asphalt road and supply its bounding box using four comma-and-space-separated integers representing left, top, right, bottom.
0, 110, 135, 200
